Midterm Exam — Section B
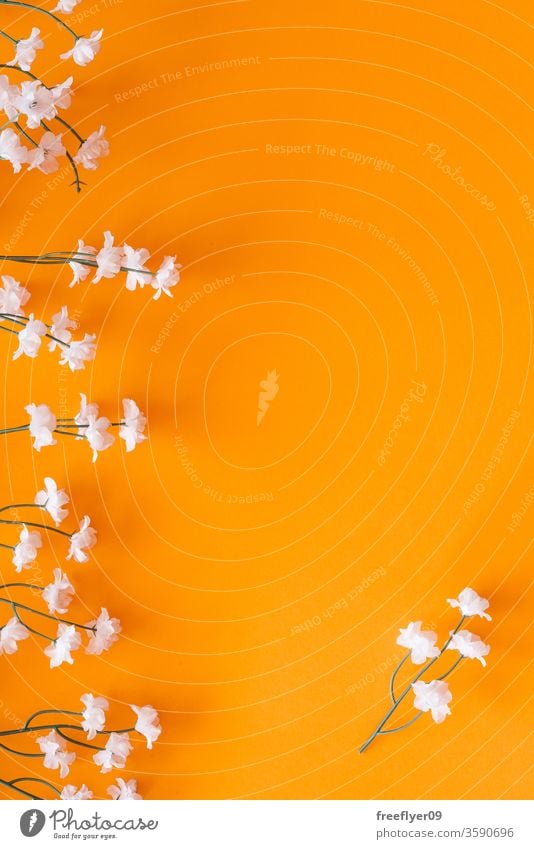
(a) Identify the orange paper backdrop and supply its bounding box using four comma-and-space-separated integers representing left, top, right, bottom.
0, 0, 532, 800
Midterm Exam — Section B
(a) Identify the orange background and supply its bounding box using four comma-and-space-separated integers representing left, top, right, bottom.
0, 0, 532, 800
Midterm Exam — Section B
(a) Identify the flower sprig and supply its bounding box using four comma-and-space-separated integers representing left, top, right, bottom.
1, 1, 106, 189
0, 276, 96, 369
359, 588, 492, 753
0, 231, 182, 299
0, 693, 161, 799
0, 394, 147, 459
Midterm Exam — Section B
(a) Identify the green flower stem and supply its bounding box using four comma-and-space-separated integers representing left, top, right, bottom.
12, 605, 53, 640
0, 740, 42, 757
0, 29, 17, 45
0, 596, 96, 633
56, 729, 103, 751
0, 581, 43, 591
359, 615, 466, 754
0, 1, 80, 40
0, 542, 14, 551
379, 711, 423, 734
0, 315, 70, 348
0, 424, 29, 435
0, 502, 49, 515
0, 516, 72, 538
23, 708, 81, 728
0, 776, 42, 800
13, 120, 36, 147
0, 254, 153, 277
10, 777, 62, 798
437, 656, 464, 680
389, 651, 410, 704
40, 118, 83, 193
2, 722, 135, 738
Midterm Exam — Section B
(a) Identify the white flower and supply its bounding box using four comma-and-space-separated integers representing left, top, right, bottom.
85, 415, 115, 462
131, 704, 161, 749
27, 132, 65, 174
0, 74, 18, 120
0, 275, 30, 315
447, 629, 490, 667
42, 568, 74, 615
67, 515, 97, 563
48, 305, 76, 351
12, 525, 42, 572
122, 244, 151, 291
85, 608, 121, 655
69, 239, 96, 287
412, 679, 452, 724
93, 732, 132, 773
81, 693, 109, 740
54, 0, 82, 14
44, 623, 81, 668
14, 80, 56, 129
94, 230, 123, 283
447, 587, 491, 621
50, 76, 74, 111
25, 402, 57, 451
59, 333, 97, 372
74, 125, 109, 170
60, 784, 93, 800
0, 616, 29, 655
396, 621, 440, 665
7, 27, 44, 72
119, 398, 147, 452
35, 476, 69, 525
75, 392, 99, 429
61, 30, 103, 67
108, 778, 142, 800
36, 730, 76, 779
0, 128, 30, 173
152, 255, 181, 300
12, 314, 47, 360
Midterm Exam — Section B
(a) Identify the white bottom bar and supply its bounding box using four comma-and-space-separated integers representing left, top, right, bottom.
2, 800, 531, 848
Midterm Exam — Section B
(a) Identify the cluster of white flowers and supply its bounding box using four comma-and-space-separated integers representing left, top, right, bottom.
32, 695, 162, 799
360, 588, 492, 752
67, 231, 182, 300
0, 276, 96, 369
21, 393, 147, 458
0, 4, 106, 187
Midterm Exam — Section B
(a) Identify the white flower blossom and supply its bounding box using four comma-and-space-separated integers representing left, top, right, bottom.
7, 28, 44, 72
44, 623, 81, 668
85, 608, 121, 655
447, 629, 490, 666
131, 704, 161, 749
27, 132, 65, 174
108, 778, 142, 800
35, 476, 69, 525
81, 693, 109, 740
152, 255, 181, 300
74, 125, 109, 170
25, 403, 57, 451
412, 679, 452, 724
60, 784, 93, 800
0, 275, 30, 315
447, 587, 491, 621
396, 621, 440, 665
59, 333, 96, 371
69, 240, 96, 287
42, 568, 74, 615
12, 314, 47, 360
12, 525, 42, 572
67, 515, 97, 563
0, 616, 29, 655
119, 398, 147, 452
93, 732, 131, 773
60, 30, 103, 67
49, 305, 76, 351
0, 129, 30, 173
36, 730, 76, 778
94, 231, 123, 283
122, 244, 151, 291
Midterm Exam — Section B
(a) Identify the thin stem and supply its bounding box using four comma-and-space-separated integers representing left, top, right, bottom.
359, 616, 466, 754
0, 581, 43, 591
379, 712, 423, 734
0, 1, 80, 40
12, 605, 54, 641
437, 655, 464, 680
389, 652, 410, 704
0, 777, 41, 800
0, 740, 42, 757
0, 502, 49, 514
0, 424, 29, 435
0, 517, 72, 538
24, 708, 82, 728
14, 120, 36, 147
0, 30, 17, 45
56, 729, 103, 751
0, 542, 14, 551
40, 118, 83, 193
54, 114, 85, 145
10, 777, 61, 798
0, 597, 96, 633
